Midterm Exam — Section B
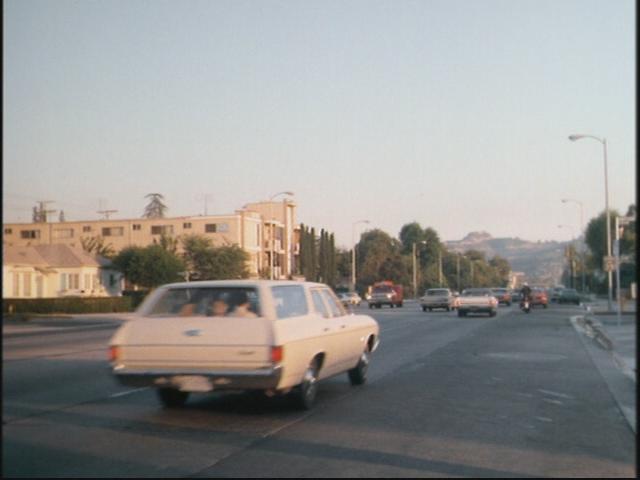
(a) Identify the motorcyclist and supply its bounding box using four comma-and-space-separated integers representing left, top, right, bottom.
520, 283, 532, 304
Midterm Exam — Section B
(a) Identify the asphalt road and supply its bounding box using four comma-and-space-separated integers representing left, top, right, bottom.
3, 303, 636, 477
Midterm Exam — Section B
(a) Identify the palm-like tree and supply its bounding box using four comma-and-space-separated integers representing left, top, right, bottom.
143, 193, 167, 218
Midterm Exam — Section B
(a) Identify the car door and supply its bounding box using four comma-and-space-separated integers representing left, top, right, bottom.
318, 288, 363, 374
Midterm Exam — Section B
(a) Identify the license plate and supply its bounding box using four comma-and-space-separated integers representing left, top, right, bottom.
172, 375, 213, 392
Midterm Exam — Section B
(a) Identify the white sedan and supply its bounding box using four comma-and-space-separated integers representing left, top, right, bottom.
109, 280, 380, 410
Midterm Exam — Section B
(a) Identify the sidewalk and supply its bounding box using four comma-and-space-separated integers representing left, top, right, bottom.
580, 297, 636, 382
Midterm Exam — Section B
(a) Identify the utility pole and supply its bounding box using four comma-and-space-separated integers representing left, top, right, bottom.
98, 209, 118, 220
34, 201, 56, 223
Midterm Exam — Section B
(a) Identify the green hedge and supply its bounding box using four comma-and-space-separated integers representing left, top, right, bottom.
3, 297, 133, 315
122, 290, 151, 309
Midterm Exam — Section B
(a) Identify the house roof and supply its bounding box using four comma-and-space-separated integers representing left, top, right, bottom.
3, 244, 112, 268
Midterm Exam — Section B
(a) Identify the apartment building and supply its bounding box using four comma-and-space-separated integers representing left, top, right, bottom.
3, 200, 299, 279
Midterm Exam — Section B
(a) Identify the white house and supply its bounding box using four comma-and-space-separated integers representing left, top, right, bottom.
2, 244, 123, 298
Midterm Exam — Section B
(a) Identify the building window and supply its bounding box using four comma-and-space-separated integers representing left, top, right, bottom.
60, 273, 67, 290
13, 273, 20, 297
83, 226, 92, 232
20, 230, 41, 239
133, 224, 142, 231
4, 228, 13, 235
53, 228, 74, 239
151, 225, 174, 235
183, 222, 192, 229
102, 227, 124, 237
205, 224, 217, 233
69, 274, 80, 290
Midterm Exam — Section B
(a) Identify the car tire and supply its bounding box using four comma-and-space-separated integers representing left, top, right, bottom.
458, 310, 466, 317
490, 310, 497, 317
157, 388, 189, 408
348, 350, 369, 386
422, 306, 427, 312
295, 360, 319, 410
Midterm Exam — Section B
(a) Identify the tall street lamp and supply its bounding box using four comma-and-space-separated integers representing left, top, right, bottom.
269, 191, 294, 280
413, 240, 427, 298
351, 220, 370, 292
558, 224, 577, 289
561, 198, 586, 292
569, 134, 612, 311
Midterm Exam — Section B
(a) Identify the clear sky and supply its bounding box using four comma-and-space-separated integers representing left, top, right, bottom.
3, 0, 636, 249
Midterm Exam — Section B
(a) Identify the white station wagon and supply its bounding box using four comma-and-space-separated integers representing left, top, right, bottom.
109, 280, 380, 410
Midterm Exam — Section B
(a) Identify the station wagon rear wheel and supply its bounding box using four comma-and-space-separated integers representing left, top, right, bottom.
157, 388, 189, 408
348, 350, 369, 386
295, 362, 319, 410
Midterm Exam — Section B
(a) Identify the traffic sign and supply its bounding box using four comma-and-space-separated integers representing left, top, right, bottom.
603, 256, 616, 272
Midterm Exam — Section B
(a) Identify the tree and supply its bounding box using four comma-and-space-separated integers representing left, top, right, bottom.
356, 229, 408, 292
80, 235, 115, 259
181, 234, 249, 280
143, 193, 168, 218
112, 245, 185, 288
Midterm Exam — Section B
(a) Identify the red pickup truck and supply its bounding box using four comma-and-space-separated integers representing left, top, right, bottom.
368, 281, 404, 309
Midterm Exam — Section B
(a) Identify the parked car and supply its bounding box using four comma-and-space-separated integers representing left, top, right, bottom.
531, 288, 548, 308
109, 280, 380, 410
454, 288, 498, 317
490, 288, 512, 306
338, 292, 362, 307
558, 288, 581, 305
420, 288, 455, 312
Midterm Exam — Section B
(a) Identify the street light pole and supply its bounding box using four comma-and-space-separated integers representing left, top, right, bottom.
562, 198, 586, 292
351, 220, 370, 292
269, 191, 294, 280
558, 224, 577, 289
569, 134, 613, 311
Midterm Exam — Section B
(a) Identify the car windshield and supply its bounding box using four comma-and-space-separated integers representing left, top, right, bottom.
427, 289, 450, 296
145, 287, 260, 317
563, 289, 578, 294
492, 289, 507, 294
373, 286, 393, 293
462, 289, 491, 296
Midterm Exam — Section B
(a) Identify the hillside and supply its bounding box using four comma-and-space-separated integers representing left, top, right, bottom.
445, 231, 575, 285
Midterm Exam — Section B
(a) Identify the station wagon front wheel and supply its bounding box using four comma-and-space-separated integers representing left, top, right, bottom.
348, 350, 369, 386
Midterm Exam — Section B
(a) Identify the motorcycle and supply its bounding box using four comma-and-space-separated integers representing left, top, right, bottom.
520, 297, 531, 313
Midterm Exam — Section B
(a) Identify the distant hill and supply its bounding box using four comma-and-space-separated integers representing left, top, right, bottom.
445, 232, 576, 286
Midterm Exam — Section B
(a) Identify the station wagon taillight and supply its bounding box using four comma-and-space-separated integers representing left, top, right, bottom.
109, 346, 120, 363
271, 346, 284, 363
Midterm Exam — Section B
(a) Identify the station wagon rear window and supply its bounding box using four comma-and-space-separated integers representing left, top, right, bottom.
146, 287, 260, 317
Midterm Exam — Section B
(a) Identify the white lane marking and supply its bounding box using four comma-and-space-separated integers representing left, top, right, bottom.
538, 389, 573, 399
535, 416, 554, 423
109, 387, 149, 398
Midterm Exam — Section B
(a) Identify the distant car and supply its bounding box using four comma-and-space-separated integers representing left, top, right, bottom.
420, 288, 455, 312
510, 289, 522, 303
530, 288, 548, 308
338, 292, 362, 307
548, 287, 565, 303
490, 288, 512, 306
454, 288, 498, 317
109, 280, 380, 410
558, 288, 580, 305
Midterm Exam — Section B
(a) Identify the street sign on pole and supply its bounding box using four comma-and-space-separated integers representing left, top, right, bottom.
603, 256, 616, 272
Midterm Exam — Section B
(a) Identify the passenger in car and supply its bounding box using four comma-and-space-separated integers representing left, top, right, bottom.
209, 298, 229, 317
229, 290, 257, 318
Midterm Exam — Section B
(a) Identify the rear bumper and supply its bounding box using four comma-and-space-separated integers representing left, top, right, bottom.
111, 365, 283, 391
